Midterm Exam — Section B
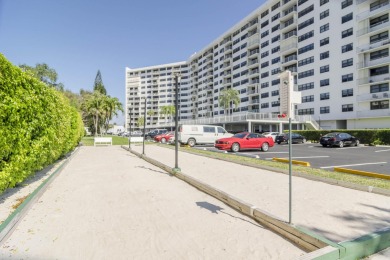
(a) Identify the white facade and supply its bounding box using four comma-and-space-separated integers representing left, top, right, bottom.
126, 0, 390, 131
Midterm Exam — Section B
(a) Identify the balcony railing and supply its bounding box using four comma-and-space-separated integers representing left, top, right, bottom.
358, 74, 390, 85
280, 41, 298, 53
357, 56, 390, 69
357, 1, 390, 21
283, 55, 297, 63
357, 91, 390, 102
357, 38, 390, 53
357, 0, 370, 4
247, 34, 260, 48
357, 109, 390, 118
358, 20, 390, 37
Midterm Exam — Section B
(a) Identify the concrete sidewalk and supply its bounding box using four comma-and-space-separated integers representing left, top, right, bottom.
131, 144, 390, 244
0, 146, 305, 259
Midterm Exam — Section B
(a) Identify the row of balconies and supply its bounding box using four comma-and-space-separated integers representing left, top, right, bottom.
357, 1, 389, 21
357, 56, 390, 69
357, 39, 390, 53
357, 91, 390, 102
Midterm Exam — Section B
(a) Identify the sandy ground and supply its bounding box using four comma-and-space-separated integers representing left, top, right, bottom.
0, 146, 305, 259
130, 144, 390, 243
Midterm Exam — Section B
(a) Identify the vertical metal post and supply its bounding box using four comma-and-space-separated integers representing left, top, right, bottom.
174, 73, 180, 171
142, 98, 147, 155
288, 117, 292, 224
129, 107, 132, 149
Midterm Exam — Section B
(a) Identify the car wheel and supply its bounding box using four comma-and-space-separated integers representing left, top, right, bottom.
277, 142, 281, 144
231, 143, 240, 152
161, 138, 166, 143
322, 144, 327, 147
261, 142, 269, 152
187, 138, 196, 147
355, 140, 360, 146
339, 141, 344, 148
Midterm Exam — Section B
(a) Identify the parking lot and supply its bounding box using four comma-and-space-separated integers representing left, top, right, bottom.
194, 143, 390, 175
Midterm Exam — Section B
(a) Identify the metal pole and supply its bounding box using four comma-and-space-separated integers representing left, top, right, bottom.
142, 98, 147, 155
288, 117, 292, 224
129, 107, 132, 150
174, 73, 180, 171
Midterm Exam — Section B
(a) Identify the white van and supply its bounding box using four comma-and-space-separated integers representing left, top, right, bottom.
178, 125, 233, 147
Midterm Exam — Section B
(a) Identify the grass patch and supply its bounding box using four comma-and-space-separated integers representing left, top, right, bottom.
81, 135, 130, 146
156, 143, 390, 191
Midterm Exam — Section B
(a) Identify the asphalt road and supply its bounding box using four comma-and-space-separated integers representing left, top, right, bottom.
193, 143, 390, 175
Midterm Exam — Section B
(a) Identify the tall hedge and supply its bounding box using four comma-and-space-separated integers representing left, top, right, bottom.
0, 54, 84, 193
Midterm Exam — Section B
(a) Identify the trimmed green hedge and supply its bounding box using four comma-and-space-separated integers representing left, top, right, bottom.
291, 129, 390, 145
0, 54, 84, 193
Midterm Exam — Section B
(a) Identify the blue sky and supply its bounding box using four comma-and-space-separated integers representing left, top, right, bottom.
0, 0, 266, 125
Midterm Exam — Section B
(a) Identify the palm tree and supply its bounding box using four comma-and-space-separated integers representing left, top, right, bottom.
82, 91, 105, 136
137, 116, 145, 128
160, 105, 175, 123
218, 88, 240, 115
147, 109, 156, 126
102, 96, 124, 134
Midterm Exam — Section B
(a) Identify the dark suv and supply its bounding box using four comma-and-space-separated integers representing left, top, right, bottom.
275, 133, 306, 144
144, 129, 168, 141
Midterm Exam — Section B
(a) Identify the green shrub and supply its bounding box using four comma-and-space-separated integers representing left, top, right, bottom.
0, 54, 84, 193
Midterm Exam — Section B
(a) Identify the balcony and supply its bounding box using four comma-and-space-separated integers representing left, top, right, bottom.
248, 59, 259, 68
356, 1, 390, 21
247, 34, 260, 48
282, 54, 297, 65
357, 109, 390, 118
248, 49, 260, 58
358, 20, 390, 37
280, 37, 298, 54
358, 74, 390, 85
357, 91, 390, 102
357, 56, 390, 69
280, 16, 297, 33
357, 38, 390, 53
249, 99, 260, 104
357, 0, 370, 4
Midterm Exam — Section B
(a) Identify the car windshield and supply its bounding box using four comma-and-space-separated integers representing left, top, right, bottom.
323, 133, 337, 137
233, 133, 247, 139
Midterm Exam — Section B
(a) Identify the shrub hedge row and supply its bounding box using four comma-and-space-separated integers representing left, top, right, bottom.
0, 54, 84, 193
291, 129, 390, 145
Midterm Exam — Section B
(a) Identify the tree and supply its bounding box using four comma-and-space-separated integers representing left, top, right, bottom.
82, 91, 105, 136
19, 63, 64, 91
219, 88, 240, 116
160, 105, 175, 122
101, 96, 124, 134
93, 70, 107, 95
147, 109, 156, 125
137, 116, 145, 128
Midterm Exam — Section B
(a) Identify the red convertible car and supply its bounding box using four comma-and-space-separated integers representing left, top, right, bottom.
215, 132, 274, 152
154, 131, 174, 143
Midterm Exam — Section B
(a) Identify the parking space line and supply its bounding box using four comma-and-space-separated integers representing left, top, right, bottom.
375, 149, 390, 153
320, 162, 387, 169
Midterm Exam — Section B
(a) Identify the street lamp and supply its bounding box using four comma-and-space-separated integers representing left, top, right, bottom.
173, 71, 181, 172
142, 97, 147, 155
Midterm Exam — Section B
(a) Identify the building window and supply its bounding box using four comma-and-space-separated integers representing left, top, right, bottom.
261, 82, 269, 88
320, 37, 329, 46
371, 100, 389, 110
298, 0, 309, 5
271, 2, 280, 11
298, 5, 314, 18
261, 10, 269, 18
261, 103, 269, 108
261, 41, 269, 48
271, 101, 280, 107
302, 95, 314, 103
271, 68, 281, 75
272, 46, 280, 54
320, 23, 329, 33
261, 72, 269, 78
298, 17, 314, 30
272, 57, 280, 64
320, 0, 329, 6
261, 92, 269, 98
261, 51, 269, 58
371, 83, 389, 93
320, 10, 329, 20
298, 69, 314, 79
341, 0, 353, 9
370, 66, 388, 76
271, 90, 279, 96
342, 12, 353, 24
320, 92, 330, 100
342, 73, 353, 82
320, 65, 329, 73
261, 20, 269, 28
320, 79, 330, 86
298, 82, 314, 91
342, 58, 353, 68
320, 106, 330, 114
370, 14, 388, 28
298, 108, 314, 115
320, 51, 329, 60
370, 49, 389, 60
272, 13, 280, 22
272, 35, 280, 43
272, 79, 280, 86
298, 43, 314, 54
370, 31, 389, 44
298, 56, 314, 67
261, 30, 269, 38
342, 88, 354, 97
261, 61, 269, 68
298, 30, 314, 42
342, 28, 353, 38
342, 104, 353, 112
342, 43, 353, 53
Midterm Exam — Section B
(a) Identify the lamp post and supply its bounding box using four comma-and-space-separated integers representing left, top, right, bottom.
173, 71, 181, 172
142, 97, 147, 155
129, 107, 132, 150
283, 79, 292, 225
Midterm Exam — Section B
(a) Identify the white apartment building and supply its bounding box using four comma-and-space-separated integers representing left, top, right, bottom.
126, 0, 390, 132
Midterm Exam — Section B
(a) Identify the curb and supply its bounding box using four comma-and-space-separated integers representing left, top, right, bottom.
334, 167, 390, 180
0, 147, 80, 245
272, 157, 311, 167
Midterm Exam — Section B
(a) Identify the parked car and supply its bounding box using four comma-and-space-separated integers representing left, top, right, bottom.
263, 132, 280, 141
144, 129, 168, 141
275, 133, 306, 144
215, 132, 274, 152
319, 132, 360, 148
178, 125, 233, 147
154, 131, 174, 143
131, 131, 143, 136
